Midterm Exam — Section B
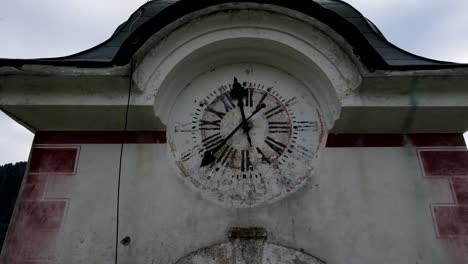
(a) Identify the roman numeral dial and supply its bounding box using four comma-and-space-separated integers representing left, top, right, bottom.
195, 85, 297, 170
265, 136, 287, 156
268, 121, 290, 133
200, 120, 221, 130
168, 69, 324, 209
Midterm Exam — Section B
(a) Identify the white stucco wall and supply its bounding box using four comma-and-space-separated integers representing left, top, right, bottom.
54, 144, 120, 264
2, 140, 466, 264
113, 144, 454, 264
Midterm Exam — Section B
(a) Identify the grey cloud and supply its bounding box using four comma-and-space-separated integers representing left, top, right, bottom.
0, 0, 147, 58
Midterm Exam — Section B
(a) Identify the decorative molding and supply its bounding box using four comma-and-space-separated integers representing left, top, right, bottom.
326, 133, 465, 147
31, 132, 466, 147
34, 131, 167, 145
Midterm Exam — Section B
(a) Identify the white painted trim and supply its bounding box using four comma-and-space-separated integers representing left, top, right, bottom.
132, 6, 363, 130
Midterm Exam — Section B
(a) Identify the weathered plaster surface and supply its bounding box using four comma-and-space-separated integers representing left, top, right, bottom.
53, 144, 120, 264
1, 138, 467, 263
116, 144, 454, 264
0, 65, 130, 131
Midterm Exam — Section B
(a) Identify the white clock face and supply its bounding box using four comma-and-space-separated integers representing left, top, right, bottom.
167, 64, 325, 208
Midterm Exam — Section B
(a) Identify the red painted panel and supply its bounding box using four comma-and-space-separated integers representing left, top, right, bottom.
29, 148, 77, 174
10, 261, 48, 264
34, 131, 167, 144
32, 132, 465, 147
420, 150, 468, 177
1, 145, 76, 263
16, 201, 66, 229
326, 133, 465, 147
433, 205, 468, 237
326, 134, 404, 147
453, 177, 468, 204
4, 230, 57, 261
1, 201, 66, 263
10, 262, 47, 264
21, 174, 47, 201
1, 257, 49, 264
407, 134, 466, 147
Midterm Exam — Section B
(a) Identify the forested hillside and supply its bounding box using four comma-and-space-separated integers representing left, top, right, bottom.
0, 162, 26, 251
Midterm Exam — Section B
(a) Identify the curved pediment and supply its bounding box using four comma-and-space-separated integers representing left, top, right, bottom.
131, 6, 363, 130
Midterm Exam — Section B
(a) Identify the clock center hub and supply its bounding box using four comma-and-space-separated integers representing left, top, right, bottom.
218, 107, 267, 153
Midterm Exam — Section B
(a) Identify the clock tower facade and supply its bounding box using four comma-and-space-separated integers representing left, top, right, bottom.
1, 1, 468, 264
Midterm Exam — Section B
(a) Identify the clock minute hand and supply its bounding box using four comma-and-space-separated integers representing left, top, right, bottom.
230, 78, 253, 147
200, 103, 266, 167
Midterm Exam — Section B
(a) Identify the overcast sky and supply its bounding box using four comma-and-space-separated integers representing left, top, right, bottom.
0, 0, 467, 165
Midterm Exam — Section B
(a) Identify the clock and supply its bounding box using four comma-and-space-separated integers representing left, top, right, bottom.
167, 64, 325, 208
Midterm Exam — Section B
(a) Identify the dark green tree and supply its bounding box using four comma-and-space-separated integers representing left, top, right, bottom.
0, 162, 26, 251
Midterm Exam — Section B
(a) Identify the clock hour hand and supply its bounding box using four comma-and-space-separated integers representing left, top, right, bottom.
230, 78, 253, 147
201, 102, 266, 167
237, 98, 253, 147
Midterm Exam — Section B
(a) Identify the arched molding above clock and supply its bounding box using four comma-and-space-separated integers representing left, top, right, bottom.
131, 5, 363, 130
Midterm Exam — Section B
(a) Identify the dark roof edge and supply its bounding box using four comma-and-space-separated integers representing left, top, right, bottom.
112, 0, 388, 69
0, 0, 466, 71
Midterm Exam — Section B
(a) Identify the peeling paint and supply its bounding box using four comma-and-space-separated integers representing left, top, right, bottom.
176, 160, 189, 177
